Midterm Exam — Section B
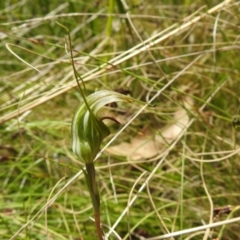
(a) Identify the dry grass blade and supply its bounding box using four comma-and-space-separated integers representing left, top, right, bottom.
0, 0, 232, 124
2, 0, 240, 239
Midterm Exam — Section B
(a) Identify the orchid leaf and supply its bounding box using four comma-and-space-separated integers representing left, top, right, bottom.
72, 90, 132, 163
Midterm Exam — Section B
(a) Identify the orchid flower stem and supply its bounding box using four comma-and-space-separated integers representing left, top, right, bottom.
83, 163, 102, 240
56, 22, 133, 240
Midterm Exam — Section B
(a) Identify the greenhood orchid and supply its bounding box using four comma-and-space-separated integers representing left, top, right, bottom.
72, 90, 132, 163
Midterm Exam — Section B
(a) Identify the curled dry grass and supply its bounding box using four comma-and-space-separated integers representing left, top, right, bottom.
1, 0, 240, 239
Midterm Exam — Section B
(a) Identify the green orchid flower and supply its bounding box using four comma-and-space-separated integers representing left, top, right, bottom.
72, 89, 132, 163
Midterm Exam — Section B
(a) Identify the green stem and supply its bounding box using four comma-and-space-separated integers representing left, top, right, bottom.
84, 163, 102, 240
106, 0, 114, 37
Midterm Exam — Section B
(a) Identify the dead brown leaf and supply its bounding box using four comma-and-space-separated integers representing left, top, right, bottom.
106, 95, 193, 160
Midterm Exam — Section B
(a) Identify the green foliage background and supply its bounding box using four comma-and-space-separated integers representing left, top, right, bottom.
1, 0, 240, 239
